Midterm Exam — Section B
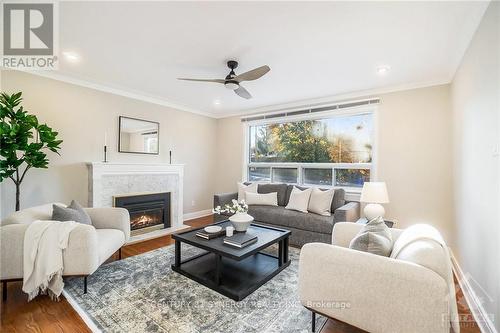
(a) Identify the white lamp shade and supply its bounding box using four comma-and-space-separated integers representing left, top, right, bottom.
360, 182, 389, 204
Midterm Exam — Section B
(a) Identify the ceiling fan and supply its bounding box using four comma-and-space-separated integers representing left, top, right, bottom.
177, 61, 270, 99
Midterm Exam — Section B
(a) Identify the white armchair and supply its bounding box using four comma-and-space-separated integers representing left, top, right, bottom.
0, 203, 130, 299
299, 222, 454, 333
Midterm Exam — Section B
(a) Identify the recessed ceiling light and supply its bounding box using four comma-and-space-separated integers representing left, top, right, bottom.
377, 65, 391, 75
213, 100, 221, 106
62, 51, 80, 62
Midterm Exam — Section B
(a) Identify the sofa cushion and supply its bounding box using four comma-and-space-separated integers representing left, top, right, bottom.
308, 187, 335, 216
248, 205, 334, 234
237, 182, 258, 201
246, 192, 278, 206
285, 186, 345, 212
285, 187, 312, 213
258, 183, 288, 206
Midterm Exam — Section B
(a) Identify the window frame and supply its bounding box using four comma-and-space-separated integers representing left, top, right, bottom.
242, 104, 378, 200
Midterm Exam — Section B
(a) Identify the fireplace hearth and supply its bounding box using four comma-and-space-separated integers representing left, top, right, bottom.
114, 192, 171, 235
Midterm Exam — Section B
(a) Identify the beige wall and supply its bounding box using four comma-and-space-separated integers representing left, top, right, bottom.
215, 116, 245, 193
451, 2, 499, 329
215, 84, 454, 243
377, 85, 453, 243
0, 71, 217, 218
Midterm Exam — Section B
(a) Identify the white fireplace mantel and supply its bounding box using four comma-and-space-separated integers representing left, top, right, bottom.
87, 162, 186, 237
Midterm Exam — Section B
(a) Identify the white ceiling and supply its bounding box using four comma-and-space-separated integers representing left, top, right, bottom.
47, 1, 488, 118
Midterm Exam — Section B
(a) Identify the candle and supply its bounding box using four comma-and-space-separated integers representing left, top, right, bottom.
104, 131, 107, 146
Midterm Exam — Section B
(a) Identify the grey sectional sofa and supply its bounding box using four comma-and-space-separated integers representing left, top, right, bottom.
213, 183, 360, 247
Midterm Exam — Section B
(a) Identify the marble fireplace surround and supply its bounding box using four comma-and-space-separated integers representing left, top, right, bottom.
87, 162, 189, 243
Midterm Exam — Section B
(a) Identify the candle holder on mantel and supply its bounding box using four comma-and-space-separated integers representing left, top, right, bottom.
103, 145, 108, 163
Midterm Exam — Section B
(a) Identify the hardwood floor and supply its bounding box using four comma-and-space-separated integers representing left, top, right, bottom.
1, 215, 480, 333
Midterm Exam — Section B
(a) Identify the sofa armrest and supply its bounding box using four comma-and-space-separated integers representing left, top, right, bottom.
213, 192, 238, 208
0, 224, 28, 279
333, 201, 360, 222
299, 243, 449, 333
84, 207, 130, 242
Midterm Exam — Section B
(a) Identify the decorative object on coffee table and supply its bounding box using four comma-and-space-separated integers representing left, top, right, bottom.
228, 212, 254, 231
360, 181, 389, 220
213, 199, 253, 231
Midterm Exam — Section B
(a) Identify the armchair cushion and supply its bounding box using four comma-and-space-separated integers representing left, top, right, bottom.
349, 216, 393, 256
52, 200, 92, 225
332, 222, 403, 247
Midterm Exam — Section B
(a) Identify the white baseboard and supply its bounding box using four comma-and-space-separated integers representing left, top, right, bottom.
449, 250, 498, 333
183, 209, 213, 221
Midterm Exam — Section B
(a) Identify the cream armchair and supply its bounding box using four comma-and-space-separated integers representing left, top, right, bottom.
1, 203, 130, 299
299, 222, 455, 333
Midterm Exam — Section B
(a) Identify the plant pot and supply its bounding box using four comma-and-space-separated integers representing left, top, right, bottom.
228, 212, 254, 232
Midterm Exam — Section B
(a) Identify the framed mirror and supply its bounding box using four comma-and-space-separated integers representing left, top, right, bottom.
118, 116, 159, 154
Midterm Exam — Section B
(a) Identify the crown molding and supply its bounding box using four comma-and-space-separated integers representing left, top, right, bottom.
4, 69, 450, 120
11, 69, 218, 118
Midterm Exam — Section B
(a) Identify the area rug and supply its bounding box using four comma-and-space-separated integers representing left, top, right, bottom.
64, 243, 325, 333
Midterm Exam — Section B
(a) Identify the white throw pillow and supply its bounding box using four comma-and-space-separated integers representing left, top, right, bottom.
308, 188, 335, 216
237, 182, 258, 201
245, 192, 278, 206
285, 187, 312, 213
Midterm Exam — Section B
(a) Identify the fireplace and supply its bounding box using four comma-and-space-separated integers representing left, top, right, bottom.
114, 192, 171, 235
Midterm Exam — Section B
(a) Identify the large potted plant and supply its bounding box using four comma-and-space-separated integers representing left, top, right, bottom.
0, 92, 62, 211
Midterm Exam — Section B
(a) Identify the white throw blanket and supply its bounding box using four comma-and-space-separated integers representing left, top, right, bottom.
391, 224, 460, 333
23, 220, 77, 301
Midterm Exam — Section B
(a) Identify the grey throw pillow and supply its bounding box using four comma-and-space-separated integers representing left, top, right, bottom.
349, 217, 393, 256
52, 200, 92, 225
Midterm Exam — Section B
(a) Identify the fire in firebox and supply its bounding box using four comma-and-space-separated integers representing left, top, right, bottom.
130, 209, 163, 230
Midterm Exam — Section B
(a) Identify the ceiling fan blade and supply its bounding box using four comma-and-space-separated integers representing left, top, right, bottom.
177, 78, 225, 84
233, 65, 270, 82
234, 85, 252, 99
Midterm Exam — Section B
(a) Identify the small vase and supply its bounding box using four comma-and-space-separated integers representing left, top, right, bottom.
229, 212, 254, 232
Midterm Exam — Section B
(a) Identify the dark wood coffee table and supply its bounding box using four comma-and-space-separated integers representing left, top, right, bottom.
171, 220, 291, 301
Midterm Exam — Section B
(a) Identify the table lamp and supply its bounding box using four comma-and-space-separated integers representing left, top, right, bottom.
360, 182, 389, 220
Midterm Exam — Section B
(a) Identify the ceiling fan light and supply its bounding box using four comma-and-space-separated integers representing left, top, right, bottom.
225, 82, 239, 90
